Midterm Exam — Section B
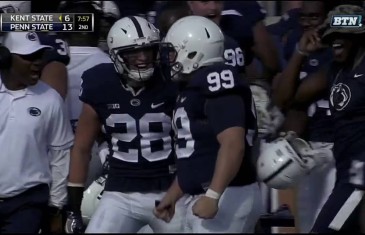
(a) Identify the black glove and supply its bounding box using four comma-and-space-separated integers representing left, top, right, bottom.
65, 211, 85, 234
65, 186, 85, 233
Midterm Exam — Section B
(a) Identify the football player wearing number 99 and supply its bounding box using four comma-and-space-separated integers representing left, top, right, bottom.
154, 15, 262, 233
66, 16, 185, 234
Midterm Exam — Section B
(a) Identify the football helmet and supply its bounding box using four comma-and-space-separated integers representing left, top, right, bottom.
163, 15, 225, 81
257, 134, 313, 189
80, 175, 107, 224
0, 1, 30, 13
107, 16, 160, 83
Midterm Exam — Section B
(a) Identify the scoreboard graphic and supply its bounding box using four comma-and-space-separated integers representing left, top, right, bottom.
0, 13, 94, 32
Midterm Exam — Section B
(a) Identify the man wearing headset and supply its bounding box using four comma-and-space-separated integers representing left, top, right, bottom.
0, 32, 74, 233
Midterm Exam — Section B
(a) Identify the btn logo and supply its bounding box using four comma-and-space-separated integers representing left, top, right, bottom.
28, 107, 41, 116
331, 15, 362, 27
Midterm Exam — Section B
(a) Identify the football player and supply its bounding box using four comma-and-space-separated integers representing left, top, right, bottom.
271, 5, 365, 233
57, 1, 112, 190
0, 1, 70, 99
218, 1, 281, 80
154, 16, 262, 233
66, 16, 185, 233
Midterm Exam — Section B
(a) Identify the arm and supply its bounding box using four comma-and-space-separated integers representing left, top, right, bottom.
272, 49, 307, 109
49, 148, 71, 209
41, 61, 68, 99
279, 64, 329, 135
209, 127, 245, 194
67, 103, 101, 213
251, 21, 281, 80
272, 30, 323, 109
205, 94, 246, 195
68, 103, 101, 186
47, 95, 74, 209
281, 109, 308, 136
292, 64, 329, 108
165, 177, 185, 202
154, 177, 184, 222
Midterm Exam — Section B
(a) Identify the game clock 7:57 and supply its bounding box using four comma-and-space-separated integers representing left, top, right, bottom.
77, 15, 90, 22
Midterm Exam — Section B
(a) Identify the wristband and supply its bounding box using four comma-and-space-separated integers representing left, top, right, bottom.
295, 43, 309, 56
205, 189, 221, 200
67, 182, 85, 187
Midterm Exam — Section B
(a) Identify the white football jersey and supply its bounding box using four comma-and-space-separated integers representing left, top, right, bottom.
66, 46, 112, 130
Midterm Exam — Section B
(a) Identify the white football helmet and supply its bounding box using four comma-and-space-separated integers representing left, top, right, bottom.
107, 16, 160, 83
163, 15, 225, 81
257, 136, 313, 189
80, 175, 107, 224
0, 1, 30, 13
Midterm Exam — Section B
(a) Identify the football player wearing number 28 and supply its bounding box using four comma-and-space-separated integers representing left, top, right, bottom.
154, 15, 262, 233
66, 16, 186, 233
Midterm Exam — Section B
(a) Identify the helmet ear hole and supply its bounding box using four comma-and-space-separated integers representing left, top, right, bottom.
187, 51, 197, 59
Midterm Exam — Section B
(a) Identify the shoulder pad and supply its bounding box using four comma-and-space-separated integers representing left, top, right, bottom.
79, 63, 115, 104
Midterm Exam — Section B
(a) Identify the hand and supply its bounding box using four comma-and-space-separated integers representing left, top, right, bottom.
153, 196, 176, 223
43, 207, 64, 234
49, 214, 63, 234
301, 147, 334, 172
64, 211, 85, 234
278, 131, 298, 141
298, 30, 324, 54
192, 196, 219, 219
261, 106, 285, 135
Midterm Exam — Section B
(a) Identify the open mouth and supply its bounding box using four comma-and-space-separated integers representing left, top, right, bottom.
332, 41, 344, 56
206, 13, 217, 20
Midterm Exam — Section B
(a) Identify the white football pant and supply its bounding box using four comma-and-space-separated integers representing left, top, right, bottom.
296, 142, 336, 233
85, 191, 187, 233
183, 183, 263, 233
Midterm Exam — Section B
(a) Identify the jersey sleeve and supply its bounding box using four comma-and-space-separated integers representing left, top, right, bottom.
79, 67, 100, 106
205, 94, 246, 135
38, 33, 70, 66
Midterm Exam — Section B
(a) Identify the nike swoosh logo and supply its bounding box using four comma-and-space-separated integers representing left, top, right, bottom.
151, 102, 164, 109
354, 74, 363, 78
